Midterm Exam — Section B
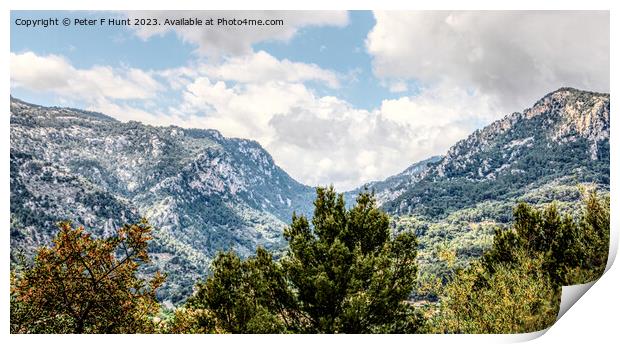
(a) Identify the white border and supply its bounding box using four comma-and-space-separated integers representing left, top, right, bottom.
3, 1, 617, 343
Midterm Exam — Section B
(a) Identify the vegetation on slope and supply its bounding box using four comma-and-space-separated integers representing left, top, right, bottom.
10, 188, 609, 334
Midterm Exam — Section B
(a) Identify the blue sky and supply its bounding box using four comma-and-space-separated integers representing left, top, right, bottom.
10, 10, 609, 190
11, 10, 404, 110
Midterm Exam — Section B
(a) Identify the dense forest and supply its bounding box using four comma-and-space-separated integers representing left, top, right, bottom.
10, 186, 609, 334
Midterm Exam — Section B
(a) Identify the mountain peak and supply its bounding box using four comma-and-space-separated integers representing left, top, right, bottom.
526, 87, 608, 118
382, 88, 609, 216
523, 88, 609, 144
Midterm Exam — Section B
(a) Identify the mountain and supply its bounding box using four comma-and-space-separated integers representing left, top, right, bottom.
345, 156, 442, 206
369, 88, 609, 291
10, 97, 315, 303
382, 87, 609, 217
9, 87, 610, 303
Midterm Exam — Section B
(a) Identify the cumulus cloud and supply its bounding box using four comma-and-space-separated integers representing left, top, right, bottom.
198, 51, 341, 88
13, 11, 609, 190
9, 48, 504, 190
127, 10, 349, 57
366, 11, 609, 112
10, 52, 162, 101
169, 76, 494, 190
156, 50, 340, 89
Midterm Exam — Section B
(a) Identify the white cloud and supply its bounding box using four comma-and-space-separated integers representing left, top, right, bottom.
153, 49, 342, 95
366, 11, 609, 112
10, 48, 502, 191
10, 52, 162, 101
175, 77, 316, 144
169, 76, 494, 190
87, 98, 167, 125
387, 80, 408, 93
199, 51, 340, 88
380, 83, 497, 128
10, 52, 72, 91
128, 10, 349, 58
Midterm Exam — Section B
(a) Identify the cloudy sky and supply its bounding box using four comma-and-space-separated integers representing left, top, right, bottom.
10, 11, 609, 191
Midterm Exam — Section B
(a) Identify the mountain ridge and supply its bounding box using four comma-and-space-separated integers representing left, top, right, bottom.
9, 87, 610, 303
381, 87, 609, 216
10, 98, 315, 302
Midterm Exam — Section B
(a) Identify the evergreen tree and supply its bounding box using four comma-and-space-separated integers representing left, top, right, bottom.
434, 191, 609, 333
282, 188, 420, 333
186, 248, 292, 333
187, 187, 422, 333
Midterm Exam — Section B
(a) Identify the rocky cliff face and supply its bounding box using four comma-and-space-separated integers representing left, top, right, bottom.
10, 98, 315, 303
382, 88, 610, 217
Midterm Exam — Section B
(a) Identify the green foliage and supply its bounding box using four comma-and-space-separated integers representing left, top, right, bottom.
283, 188, 422, 333
10, 220, 165, 333
186, 248, 291, 333
399, 184, 608, 304
432, 191, 609, 333
436, 252, 559, 333
484, 191, 609, 285
9, 189, 610, 334
186, 187, 422, 333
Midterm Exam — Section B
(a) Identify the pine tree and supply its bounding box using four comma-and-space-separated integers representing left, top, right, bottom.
186, 187, 422, 333
186, 248, 292, 333
434, 191, 609, 333
282, 187, 421, 333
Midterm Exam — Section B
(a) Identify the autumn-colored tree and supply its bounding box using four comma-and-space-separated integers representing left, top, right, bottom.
10, 219, 165, 333
156, 307, 216, 334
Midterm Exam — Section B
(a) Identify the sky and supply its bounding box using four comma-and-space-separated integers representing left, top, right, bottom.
10, 10, 610, 191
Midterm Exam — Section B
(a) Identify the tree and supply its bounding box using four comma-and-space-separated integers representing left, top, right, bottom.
437, 250, 559, 333
570, 191, 610, 282
10, 219, 165, 333
434, 191, 609, 333
186, 187, 422, 333
186, 248, 292, 333
282, 188, 421, 333
484, 191, 609, 286
156, 307, 216, 334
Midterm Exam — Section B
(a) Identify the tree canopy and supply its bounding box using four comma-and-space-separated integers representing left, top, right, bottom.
10, 189, 609, 334
186, 187, 422, 333
433, 191, 610, 333
11, 219, 165, 334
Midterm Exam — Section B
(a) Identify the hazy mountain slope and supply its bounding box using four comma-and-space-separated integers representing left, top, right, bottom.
374, 88, 610, 293
383, 88, 609, 217
344, 156, 442, 206
10, 98, 315, 303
